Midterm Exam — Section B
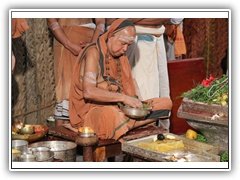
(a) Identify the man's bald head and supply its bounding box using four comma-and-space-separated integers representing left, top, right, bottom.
113, 26, 136, 44
108, 26, 136, 57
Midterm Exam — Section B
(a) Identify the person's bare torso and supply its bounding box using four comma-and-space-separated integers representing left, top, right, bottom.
58, 18, 93, 26
79, 46, 119, 92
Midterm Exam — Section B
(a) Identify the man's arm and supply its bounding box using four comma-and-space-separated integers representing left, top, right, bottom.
47, 18, 82, 56
82, 47, 142, 108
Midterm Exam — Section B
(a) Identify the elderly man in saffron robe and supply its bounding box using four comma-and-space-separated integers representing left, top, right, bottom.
69, 19, 172, 141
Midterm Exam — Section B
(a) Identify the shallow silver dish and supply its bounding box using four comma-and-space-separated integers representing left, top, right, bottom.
121, 106, 150, 119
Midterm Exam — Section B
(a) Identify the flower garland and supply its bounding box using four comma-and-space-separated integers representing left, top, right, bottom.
182, 75, 228, 106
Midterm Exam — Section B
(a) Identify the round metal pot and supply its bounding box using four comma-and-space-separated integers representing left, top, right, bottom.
12, 140, 28, 154
30, 141, 77, 162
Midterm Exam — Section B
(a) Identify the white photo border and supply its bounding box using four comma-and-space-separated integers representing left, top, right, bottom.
9, 9, 231, 171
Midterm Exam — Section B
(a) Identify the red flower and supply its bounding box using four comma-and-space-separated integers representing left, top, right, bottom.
208, 74, 215, 81
201, 79, 210, 87
201, 74, 215, 87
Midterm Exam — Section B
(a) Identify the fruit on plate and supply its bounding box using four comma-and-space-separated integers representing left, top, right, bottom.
34, 125, 46, 133
185, 129, 197, 140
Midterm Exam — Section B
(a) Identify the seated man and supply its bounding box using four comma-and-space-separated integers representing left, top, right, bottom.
69, 19, 172, 141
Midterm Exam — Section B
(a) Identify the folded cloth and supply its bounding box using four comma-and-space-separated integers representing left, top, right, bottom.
54, 100, 69, 117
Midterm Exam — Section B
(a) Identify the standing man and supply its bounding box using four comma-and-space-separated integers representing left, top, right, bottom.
47, 18, 105, 120
126, 18, 172, 131
69, 19, 172, 141
164, 18, 186, 60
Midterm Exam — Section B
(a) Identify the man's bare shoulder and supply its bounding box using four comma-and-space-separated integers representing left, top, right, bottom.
85, 46, 100, 62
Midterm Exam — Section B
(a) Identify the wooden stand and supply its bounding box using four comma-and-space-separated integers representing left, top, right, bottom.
48, 125, 166, 162
177, 99, 228, 151
75, 134, 98, 162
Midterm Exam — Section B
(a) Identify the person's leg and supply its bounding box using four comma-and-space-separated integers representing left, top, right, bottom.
84, 106, 136, 140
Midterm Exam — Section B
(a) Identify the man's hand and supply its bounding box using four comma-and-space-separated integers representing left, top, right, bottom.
66, 41, 82, 56
123, 95, 143, 108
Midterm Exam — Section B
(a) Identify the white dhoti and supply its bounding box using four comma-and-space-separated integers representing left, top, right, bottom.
127, 25, 170, 130
128, 25, 170, 99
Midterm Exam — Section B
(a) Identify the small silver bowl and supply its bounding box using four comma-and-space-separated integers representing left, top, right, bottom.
20, 154, 36, 162
32, 146, 51, 161
121, 106, 150, 119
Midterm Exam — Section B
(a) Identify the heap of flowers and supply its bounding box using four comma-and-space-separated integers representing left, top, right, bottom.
182, 74, 228, 106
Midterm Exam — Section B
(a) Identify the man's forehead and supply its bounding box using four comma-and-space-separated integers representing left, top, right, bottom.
114, 27, 136, 43
116, 34, 135, 44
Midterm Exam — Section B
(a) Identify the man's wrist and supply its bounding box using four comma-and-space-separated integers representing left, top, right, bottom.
64, 39, 72, 50
117, 93, 125, 103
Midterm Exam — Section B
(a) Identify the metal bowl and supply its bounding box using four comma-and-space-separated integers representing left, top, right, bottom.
121, 106, 150, 119
32, 146, 51, 161
20, 153, 37, 162
30, 141, 77, 162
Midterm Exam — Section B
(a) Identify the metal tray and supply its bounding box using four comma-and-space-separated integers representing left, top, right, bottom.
122, 133, 220, 162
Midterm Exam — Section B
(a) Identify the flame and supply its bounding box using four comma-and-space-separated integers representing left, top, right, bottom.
78, 126, 94, 134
